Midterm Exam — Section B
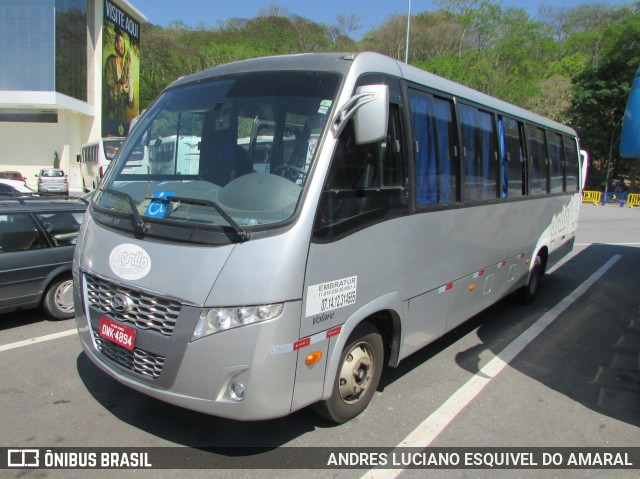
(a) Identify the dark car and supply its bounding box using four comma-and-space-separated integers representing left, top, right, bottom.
0, 196, 87, 319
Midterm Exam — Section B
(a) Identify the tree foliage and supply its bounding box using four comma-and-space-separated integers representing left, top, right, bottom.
138, 1, 640, 191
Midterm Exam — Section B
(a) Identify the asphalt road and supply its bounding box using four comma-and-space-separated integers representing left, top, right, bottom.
0, 204, 638, 479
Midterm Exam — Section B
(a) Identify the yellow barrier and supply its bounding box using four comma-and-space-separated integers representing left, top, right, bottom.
628, 193, 640, 208
582, 190, 601, 205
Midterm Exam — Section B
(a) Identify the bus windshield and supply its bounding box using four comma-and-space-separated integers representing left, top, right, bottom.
103, 139, 124, 160
93, 71, 340, 238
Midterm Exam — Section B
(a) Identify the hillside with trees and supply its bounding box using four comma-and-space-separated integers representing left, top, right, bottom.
138, 1, 640, 191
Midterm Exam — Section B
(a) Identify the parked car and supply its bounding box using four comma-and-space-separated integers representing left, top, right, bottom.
0, 171, 27, 184
36, 168, 69, 195
0, 178, 37, 197
0, 197, 87, 319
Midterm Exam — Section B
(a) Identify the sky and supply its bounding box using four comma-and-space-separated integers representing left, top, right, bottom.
130, 0, 637, 37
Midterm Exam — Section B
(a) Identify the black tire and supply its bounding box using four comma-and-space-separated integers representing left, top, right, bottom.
520, 258, 542, 305
313, 322, 384, 424
42, 275, 75, 320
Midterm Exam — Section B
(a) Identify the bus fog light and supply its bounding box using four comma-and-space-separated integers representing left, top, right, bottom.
229, 382, 246, 401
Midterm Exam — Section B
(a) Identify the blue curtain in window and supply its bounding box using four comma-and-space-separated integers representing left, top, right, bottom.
434, 99, 451, 204
410, 93, 437, 205
498, 118, 508, 197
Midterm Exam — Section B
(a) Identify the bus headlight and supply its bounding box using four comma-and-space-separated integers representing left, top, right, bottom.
192, 303, 284, 340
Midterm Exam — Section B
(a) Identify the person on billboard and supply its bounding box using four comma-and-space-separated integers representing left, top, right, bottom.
103, 28, 134, 123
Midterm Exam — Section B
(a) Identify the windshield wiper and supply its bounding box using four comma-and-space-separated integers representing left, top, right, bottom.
152, 195, 250, 242
102, 188, 149, 233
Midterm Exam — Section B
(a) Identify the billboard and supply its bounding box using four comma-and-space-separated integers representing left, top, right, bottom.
102, 0, 140, 137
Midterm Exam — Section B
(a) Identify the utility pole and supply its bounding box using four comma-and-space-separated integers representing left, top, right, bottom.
405, 0, 411, 63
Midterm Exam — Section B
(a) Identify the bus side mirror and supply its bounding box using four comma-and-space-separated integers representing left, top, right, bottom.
579, 149, 589, 190
76, 154, 81, 163
331, 84, 389, 144
620, 67, 640, 158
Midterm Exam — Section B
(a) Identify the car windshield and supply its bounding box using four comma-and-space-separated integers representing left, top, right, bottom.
92, 71, 340, 241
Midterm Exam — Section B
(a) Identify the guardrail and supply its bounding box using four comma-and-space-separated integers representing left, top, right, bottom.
582, 190, 602, 205
582, 190, 640, 207
602, 191, 628, 206
628, 193, 640, 208
582, 190, 640, 208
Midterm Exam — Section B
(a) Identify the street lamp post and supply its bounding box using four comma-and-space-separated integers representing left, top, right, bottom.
405, 0, 411, 63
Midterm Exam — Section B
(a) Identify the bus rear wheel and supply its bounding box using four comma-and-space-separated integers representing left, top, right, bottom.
313, 322, 383, 424
521, 256, 542, 304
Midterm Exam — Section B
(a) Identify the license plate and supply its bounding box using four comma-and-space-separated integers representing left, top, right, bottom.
99, 317, 136, 351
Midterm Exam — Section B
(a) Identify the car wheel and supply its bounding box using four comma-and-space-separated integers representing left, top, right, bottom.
42, 275, 75, 320
313, 322, 384, 423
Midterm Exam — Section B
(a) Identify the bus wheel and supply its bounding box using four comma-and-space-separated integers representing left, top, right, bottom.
521, 256, 542, 304
43, 275, 75, 320
313, 322, 383, 424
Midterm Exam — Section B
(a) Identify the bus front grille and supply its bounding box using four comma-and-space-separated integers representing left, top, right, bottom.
84, 273, 181, 336
92, 328, 165, 379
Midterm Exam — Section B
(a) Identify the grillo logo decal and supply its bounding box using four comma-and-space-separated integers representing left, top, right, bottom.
549, 194, 581, 239
109, 244, 151, 280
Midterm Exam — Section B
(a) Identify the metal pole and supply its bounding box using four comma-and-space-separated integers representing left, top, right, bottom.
405, 0, 411, 63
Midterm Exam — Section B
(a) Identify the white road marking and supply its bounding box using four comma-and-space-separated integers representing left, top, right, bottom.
0, 328, 77, 353
362, 254, 621, 479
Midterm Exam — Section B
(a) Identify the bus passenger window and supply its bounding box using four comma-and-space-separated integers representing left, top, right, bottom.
499, 117, 526, 198
548, 132, 564, 194
459, 104, 499, 203
564, 137, 579, 192
409, 90, 458, 207
313, 105, 408, 240
526, 125, 548, 195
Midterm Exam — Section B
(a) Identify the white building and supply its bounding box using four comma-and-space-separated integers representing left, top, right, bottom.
0, 0, 146, 191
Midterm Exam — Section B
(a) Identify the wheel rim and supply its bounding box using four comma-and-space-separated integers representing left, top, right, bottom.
338, 341, 375, 404
54, 279, 74, 314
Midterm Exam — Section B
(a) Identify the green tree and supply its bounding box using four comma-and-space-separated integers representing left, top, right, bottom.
570, 13, 640, 191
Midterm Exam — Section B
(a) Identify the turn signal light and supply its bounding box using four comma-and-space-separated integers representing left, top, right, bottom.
305, 351, 323, 365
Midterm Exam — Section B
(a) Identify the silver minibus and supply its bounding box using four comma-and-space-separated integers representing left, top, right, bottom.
74, 52, 584, 423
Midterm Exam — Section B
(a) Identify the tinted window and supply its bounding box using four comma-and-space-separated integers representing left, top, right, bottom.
499, 117, 526, 198
35, 211, 84, 246
564, 137, 579, 192
313, 104, 408, 240
547, 132, 564, 194
526, 125, 548, 196
459, 104, 499, 203
0, 214, 47, 253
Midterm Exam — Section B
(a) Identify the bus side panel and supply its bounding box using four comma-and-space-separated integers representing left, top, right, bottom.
303, 193, 579, 380
403, 288, 450, 359
445, 254, 525, 332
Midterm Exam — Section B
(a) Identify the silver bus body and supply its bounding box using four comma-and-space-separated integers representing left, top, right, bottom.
74, 52, 583, 422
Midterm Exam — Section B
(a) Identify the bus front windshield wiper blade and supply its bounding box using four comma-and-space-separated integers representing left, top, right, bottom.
153, 195, 250, 242
102, 188, 149, 234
